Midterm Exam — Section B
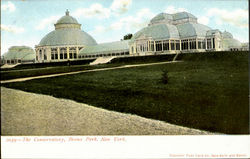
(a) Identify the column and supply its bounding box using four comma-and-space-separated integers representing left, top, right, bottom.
188, 39, 190, 50
180, 40, 182, 51
148, 41, 150, 52
134, 42, 137, 54
67, 47, 69, 60
76, 46, 79, 59
211, 38, 214, 49
174, 40, 176, 50
57, 47, 60, 61
42, 49, 44, 61
196, 38, 198, 50
205, 39, 207, 50
47, 48, 51, 61
161, 41, 163, 51
35, 49, 38, 62
154, 41, 156, 52
169, 40, 171, 50
41, 49, 44, 61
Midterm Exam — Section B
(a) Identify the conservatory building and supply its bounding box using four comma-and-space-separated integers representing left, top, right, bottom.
128, 12, 242, 56
2, 46, 35, 64
35, 10, 97, 63
34, 10, 244, 63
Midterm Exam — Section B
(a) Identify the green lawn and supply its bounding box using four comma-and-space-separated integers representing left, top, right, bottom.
2, 52, 249, 134
0, 54, 175, 80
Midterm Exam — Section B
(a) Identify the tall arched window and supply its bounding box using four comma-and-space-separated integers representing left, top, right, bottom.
69, 47, 76, 59
39, 50, 42, 60
44, 50, 47, 60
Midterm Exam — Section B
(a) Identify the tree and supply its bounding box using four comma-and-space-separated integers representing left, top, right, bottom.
123, 33, 133, 40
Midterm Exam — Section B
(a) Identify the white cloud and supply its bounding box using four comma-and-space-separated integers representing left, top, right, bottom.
1, 1, 16, 12
72, 0, 132, 19
112, 8, 154, 31
164, 6, 187, 14
197, 16, 209, 25
72, 3, 111, 19
1, 24, 25, 34
207, 8, 248, 28
109, 8, 154, 32
35, 15, 60, 31
110, 0, 132, 14
89, 8, 155, 37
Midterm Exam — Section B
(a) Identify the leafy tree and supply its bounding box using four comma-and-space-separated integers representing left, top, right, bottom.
123, 33, 133, 40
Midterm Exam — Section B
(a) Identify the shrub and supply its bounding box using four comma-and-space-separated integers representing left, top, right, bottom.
161, 69, 169, 84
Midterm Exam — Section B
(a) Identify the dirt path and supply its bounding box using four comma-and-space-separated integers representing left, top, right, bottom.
1, 87, 213, 135
1, 61, 181, 84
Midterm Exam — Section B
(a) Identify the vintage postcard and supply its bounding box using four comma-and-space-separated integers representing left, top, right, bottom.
1, 0, 249, 158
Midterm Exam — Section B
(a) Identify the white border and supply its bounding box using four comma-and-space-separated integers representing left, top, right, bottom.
1, 135, 250, 158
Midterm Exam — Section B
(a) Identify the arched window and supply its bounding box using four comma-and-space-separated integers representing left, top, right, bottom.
60, 47, 67, 59
44, 50, 47, 60
51, 48, 57, 60
69, 47, 76, 59
39, 50, 42, 59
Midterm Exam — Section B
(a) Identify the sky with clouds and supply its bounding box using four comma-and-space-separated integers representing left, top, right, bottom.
1, 0, 249, 54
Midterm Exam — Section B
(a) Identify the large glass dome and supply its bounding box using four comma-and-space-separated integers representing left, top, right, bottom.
131, 12, 211, 42
38, 29, 97, 46
38, 10, 97, 47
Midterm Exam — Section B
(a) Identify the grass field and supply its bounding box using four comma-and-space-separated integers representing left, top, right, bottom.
0, 54, 175, 80
2, 51, 249, 134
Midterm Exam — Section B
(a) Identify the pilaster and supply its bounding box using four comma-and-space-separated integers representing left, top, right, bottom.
76, 46, 79, 59
169, 40, 171, 50
67, 47, 69, 59
57, 47, 60, 61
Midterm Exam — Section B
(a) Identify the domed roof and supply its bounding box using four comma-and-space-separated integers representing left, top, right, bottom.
222, 31, 233, 39
56, 10, 79, 24
38, 10, 97, 46
176, 23, 211, 38
222, 38, 242, 48
172, 12, 197, 20
39, 28, 97, 46
206, 29, 221, 36
130, 24, 179, 42
150, 13, 173, 24
3, 46, 35, 60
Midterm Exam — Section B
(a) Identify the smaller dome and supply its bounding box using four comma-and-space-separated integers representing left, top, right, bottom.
3, 46, 35, 61
150, 13, 173, 24
56, 10, 79, 24
206, 29, 221, 36
172, 12, 197, 20
222, 38, 242, 48
130, 23, 179, 43
222, 31, 233, 39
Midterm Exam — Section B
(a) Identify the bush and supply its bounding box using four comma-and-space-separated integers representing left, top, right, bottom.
161, 69, 169, 84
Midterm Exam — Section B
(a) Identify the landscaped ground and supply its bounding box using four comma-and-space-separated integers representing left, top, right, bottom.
1, 54, 175, 80
1, 87, 213, 135
2, 51, 249, 134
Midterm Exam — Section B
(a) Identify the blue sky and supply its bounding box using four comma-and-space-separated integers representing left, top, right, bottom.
1, 0, 249, 54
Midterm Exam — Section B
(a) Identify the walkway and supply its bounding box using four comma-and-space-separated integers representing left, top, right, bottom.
1, 87, 213, 135
1, 61, 181, 84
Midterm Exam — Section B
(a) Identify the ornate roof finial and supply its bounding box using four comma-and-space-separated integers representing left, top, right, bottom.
66, 9, 69, 16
